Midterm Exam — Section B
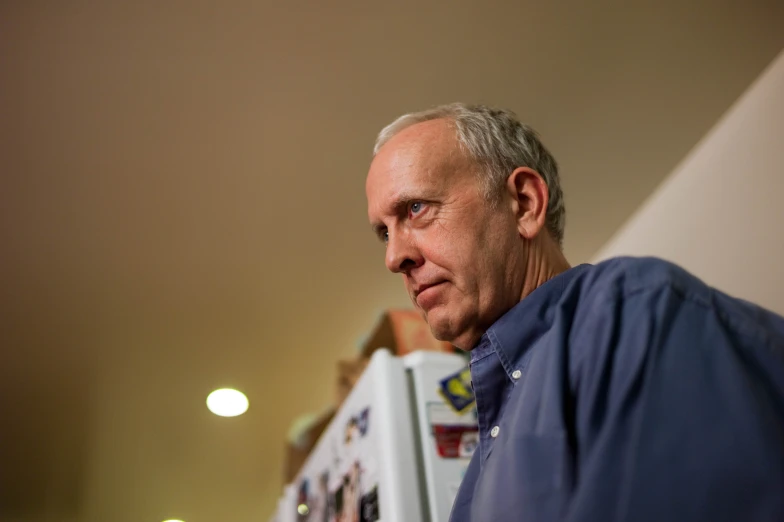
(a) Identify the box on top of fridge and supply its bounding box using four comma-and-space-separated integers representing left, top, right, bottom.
361, 309, 456, 358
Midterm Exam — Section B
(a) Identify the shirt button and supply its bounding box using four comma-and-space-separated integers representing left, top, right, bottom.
490, 426, 500, 438
512, 369, 522, 380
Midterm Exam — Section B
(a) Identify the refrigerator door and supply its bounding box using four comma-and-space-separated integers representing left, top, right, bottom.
403, 351, 478, 522
278, 484, 298, 522
288, 348, 424, 522
272, 493, 289, 522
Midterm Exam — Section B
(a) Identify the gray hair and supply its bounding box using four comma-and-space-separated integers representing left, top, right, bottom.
373, 103, 565, 246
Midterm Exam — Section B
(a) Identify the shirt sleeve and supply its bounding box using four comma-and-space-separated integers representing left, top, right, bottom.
565, 283, 784, 522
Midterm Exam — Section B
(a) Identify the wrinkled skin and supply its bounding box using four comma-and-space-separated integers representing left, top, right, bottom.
366, 119, 568, 350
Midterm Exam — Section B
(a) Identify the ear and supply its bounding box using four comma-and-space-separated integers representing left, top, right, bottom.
505, 167, 549, 240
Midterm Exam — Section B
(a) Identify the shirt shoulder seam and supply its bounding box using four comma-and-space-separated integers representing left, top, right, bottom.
584, 280, 783, 355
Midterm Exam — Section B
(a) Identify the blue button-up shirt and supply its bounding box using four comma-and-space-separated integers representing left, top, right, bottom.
449, 256, 784, 522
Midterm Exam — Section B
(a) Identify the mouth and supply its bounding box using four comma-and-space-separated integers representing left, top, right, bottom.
414, 281, 447, 308
414, 281, 443, 297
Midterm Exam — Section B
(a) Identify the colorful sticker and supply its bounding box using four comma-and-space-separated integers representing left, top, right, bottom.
301, 405, 378, 522
426, 402, 479, 459
437, 367, 475, 414
360, 485, 380, 522
458, 430, 479, 458
344, 407, 370, 445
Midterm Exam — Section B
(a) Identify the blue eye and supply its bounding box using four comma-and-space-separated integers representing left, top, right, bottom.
383, 231, 389, 243
411, 202, 423, 214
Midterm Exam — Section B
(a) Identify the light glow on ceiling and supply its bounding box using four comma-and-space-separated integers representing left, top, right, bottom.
206, 388, 249, 417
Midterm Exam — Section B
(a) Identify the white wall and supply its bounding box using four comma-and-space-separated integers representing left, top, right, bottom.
593, 49, 784, 315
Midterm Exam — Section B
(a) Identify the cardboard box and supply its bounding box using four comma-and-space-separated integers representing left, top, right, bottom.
336, 356, 370, 406
332, 310, 455, 410
361, 309, 455, 357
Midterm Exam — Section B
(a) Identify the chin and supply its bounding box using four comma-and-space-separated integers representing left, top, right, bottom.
423, 305, 463, 344
424, 303, 484, 350
420, 306, 448, 339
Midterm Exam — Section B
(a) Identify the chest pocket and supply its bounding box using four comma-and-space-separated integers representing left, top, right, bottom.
471, 432, 568, 521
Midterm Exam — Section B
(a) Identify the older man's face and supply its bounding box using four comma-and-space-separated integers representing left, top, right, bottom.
366, 119, 524, 349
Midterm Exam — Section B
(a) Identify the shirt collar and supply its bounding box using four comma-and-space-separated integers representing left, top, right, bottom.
477, 264, 592, 380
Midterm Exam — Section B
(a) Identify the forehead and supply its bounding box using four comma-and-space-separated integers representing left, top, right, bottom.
366, 119, 471, 218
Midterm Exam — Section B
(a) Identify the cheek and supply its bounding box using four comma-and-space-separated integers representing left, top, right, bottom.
415, 227, 453, 269
426, 233, 481, 289
418, 226, 452, 259
417, 212, 503, 288
472, 217, 516, 287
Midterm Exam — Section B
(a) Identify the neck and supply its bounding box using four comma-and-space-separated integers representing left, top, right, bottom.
460, 235, 571, 351
519, 235, 571, 302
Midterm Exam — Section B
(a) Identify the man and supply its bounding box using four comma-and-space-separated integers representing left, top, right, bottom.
365, 103, 784, 521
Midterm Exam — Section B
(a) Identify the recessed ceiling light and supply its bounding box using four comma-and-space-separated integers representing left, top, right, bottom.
206, 388, 249, 417
162, 519, 185, 522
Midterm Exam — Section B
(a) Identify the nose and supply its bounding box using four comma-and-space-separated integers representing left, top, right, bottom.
385, 229, 424, 274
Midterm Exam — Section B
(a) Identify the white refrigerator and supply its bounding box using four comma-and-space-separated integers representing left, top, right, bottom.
271, 348, 478, 522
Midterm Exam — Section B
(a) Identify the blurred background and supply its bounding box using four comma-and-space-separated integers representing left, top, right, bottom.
1, 0, 783, 521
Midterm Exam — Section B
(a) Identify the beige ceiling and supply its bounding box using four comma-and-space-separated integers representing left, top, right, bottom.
1, 0, 782, 521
